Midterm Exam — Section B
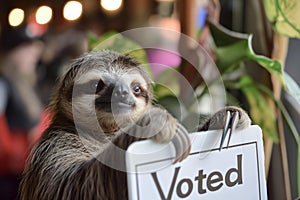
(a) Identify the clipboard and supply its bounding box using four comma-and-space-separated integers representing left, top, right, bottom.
126, 125, 268, 200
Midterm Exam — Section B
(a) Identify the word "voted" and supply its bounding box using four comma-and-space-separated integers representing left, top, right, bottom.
151, 154, 243, 200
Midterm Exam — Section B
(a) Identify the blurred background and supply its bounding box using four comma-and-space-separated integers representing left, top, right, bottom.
0, 0, 299, 199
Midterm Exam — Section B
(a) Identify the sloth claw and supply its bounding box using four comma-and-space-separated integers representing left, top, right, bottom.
172, 123, 191, 163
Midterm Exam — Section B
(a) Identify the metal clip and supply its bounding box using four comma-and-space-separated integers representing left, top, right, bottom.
219, 111, 239, 151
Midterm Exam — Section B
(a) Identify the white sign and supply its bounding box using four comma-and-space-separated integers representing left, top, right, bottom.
126, 125, 268, 200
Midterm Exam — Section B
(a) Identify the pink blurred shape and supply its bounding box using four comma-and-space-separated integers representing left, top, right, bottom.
147, 49, 181, 78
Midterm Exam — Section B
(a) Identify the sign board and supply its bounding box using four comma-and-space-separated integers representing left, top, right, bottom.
126, 125, 268, 200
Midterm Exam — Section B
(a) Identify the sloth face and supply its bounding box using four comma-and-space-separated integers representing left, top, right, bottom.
60, 51, 152, 133
74, 68, 150, 115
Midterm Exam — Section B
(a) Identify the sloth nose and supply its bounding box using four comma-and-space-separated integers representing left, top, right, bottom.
113, 84, 130, 101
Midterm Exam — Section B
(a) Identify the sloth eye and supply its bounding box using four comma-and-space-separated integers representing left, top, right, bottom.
91, 79, 105, 93
133, 85, 142, 96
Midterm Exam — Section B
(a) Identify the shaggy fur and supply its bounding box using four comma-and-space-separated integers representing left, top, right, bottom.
20, 50, 250, 200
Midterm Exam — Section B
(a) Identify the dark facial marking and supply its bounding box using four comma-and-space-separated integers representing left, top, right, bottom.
141, 89, 149, 104
96, 79, 105, 94
71, 79, 106, 100
131, 81, 149, 103
131, 82, 142, 96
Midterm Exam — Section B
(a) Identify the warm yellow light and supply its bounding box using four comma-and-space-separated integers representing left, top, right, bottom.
36, 6, 53, 25
100, 0, 123, 11
8, 8, 25, 27
63, 1, 83, 21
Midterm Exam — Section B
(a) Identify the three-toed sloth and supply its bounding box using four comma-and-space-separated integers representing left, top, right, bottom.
20, 50, 251, 200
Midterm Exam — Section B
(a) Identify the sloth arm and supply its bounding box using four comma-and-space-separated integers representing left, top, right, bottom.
21, 107, 190, 200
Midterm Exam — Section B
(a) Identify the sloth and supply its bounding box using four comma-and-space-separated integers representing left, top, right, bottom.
20, 50, 251, 200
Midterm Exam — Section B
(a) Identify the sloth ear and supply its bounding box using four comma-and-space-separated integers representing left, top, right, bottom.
49, 56, 86, 115
61, 57, 85, 99
63, 57, 84, 87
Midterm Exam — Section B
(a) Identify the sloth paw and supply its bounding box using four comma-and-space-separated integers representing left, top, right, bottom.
119, 107, 191, 163
219, 107, 251, 150
198, 106, 251, 131
198, 106, 251, 151
149, 108, 191, 163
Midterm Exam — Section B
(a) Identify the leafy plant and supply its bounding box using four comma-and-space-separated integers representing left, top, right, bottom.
265, 0, 300, 194
206, 17, 300, 195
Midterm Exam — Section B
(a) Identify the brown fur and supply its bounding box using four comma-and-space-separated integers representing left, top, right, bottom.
20, 50, 250, 200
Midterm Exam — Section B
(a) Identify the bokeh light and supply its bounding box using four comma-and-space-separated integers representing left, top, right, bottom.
8, 8, 25, 27
36, 6, 53, 25
63, 1, 83, 21
100, 0, 123, 12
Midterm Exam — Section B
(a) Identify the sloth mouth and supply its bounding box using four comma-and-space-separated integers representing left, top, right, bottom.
95, 101, 135, 114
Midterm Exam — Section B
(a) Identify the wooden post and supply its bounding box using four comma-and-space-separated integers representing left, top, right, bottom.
271, 32, 291, 200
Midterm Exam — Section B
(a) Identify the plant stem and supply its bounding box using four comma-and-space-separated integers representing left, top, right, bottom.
258, 83, 300, 196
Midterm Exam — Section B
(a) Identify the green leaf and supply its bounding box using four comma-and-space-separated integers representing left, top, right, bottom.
153, 84, 175, 100
263, 0, 278, 22
209, 21, 283, 81
208, 20, 248, 47
208, 20, 249, 73
264, 0, 300, 38
88, 31, 152, 78
91, 31, 119, 49
214, 40, 248, 72
87, 32, 99, 50
284, 72, 300, 105
239, 76, 279, 142
246, 35, 283, 81
155, 95, 182, 120
153, 68, 180, 99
